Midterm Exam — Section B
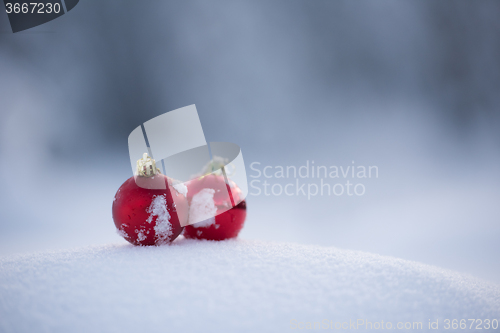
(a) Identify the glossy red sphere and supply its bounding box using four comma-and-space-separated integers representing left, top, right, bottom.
183, 174, 247, 240
112, 175, 188, 246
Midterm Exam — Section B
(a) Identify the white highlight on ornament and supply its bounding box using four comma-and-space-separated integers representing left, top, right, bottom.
146, 195, 173, 244
189, 188, 217, 228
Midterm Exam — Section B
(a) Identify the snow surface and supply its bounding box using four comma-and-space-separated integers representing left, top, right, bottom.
0, 239, 499, 333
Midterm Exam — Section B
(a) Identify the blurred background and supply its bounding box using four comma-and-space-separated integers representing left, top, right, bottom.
0, 0, 499, 282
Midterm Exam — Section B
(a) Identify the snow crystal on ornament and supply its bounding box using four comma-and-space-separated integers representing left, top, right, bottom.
172, 182, 188, 197
116, 228, 128, 238
136, 229, 147, 242
189, 188, 217, 228
146, 194, 173, 244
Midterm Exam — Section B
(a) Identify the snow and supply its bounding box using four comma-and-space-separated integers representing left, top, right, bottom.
136, 229, 147, 242
0, 239, 499, 333
146, 194, 172, 244
172, 182, 188, 197
116, 228, 128, 239
188, 188, 217, 227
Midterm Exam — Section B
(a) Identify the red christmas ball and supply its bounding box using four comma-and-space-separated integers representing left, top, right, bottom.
112, 173, 188, 246
183, 174, 247, 241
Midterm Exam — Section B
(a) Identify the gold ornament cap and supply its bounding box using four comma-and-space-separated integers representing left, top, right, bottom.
136, 153, 159, 177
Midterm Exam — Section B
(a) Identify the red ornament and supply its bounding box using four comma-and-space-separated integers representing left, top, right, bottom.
183, 174, 247, 241
112, 154, 188, 246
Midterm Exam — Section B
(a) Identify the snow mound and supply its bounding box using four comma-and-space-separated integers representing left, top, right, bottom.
0, 239, 499, 333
